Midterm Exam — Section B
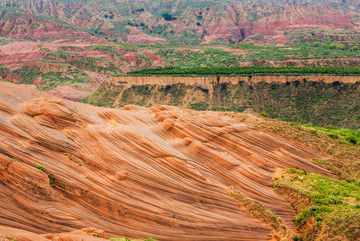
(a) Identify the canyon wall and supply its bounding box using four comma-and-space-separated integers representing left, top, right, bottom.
110, 75, 360, 89
84, 75, 360, 129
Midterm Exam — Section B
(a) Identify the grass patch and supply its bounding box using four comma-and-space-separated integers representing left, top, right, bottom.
45, 51, 120, 74
37, 71, 91, 91
36, 165, 45, 172
274, 169, 360, 240
302, 124, 360, 145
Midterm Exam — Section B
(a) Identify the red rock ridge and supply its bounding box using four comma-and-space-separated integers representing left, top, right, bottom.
0, 81, 333, 240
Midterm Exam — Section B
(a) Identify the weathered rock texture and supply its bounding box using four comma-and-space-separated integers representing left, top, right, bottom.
109, 75, 360, 89
0, 81, 333, 240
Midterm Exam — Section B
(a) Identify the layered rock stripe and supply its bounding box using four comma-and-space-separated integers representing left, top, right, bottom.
0, 82, 333, 240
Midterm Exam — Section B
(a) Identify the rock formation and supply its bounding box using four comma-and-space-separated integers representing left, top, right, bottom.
1, 0, 359, 45
0, 81, 333, 240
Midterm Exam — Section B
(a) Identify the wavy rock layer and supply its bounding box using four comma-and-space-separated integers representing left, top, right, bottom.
0, 82, 332, 240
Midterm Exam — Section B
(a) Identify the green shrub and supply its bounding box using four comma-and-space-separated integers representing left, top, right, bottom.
294, 209, 311, 226
190, 101, 209, 111
162, 13, 176, 21
292, 234, 304, 241
36, 165, 45, 172
129, 66, 360, 77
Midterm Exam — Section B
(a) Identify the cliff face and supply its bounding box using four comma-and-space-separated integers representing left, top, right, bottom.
0, 81, 332, 240
84, 76, 360, 129
109, 75, 360, 88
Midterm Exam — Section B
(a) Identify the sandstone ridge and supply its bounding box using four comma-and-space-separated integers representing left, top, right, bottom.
0, 81, 333, 240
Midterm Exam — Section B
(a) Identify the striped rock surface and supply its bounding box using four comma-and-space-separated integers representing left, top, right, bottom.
0, 82, 331, 240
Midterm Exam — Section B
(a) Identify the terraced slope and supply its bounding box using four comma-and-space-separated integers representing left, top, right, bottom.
0, 81, 334, 240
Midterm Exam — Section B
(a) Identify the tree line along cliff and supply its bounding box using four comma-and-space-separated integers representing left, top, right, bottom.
82, 76, 360, 130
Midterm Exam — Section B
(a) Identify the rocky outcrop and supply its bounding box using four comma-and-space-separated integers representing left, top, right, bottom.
0, 81, 333, 240
0, 226, 108, 241
49, 85, 93, 102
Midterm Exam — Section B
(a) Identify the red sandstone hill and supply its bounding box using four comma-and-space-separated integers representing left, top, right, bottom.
0, 7, 106, 43
0, 81, 335, 240
0, 0, 359, 45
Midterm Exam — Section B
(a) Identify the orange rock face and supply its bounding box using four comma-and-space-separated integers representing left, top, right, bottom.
0, 226, 109, 241
0, 82, 332, 240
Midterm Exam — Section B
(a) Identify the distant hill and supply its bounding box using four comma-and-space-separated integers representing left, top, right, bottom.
0, 0, 359, 45
0, 6, 107, 42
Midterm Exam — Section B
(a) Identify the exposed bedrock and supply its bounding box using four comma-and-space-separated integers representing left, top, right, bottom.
0, 81, 333, 240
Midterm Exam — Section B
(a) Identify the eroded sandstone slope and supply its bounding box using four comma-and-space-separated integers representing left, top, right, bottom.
1, 0, 359, 45
0, 82, 333, 240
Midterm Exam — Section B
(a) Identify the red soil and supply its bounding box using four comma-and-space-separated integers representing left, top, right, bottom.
126, 33, 168, 44
0, 41, 46, 70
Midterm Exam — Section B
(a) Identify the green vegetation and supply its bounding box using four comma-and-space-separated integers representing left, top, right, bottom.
61, 42, 360, 70
81, 84, 123, 107
45, 51, 121, 74
232, 43, 360, 61
302, 124, 360, 145
128, 66, 360, 76
161, 12, 177, 21
0, 36, 14, 45
285, 28, 360, 47
36, 165, 45, 172
228, 186, 292, 239
12, 61, 92, 91
13, 66, 41, 84
189, 101, 209, 111
0, 64, 9, 70
6, 41, 360, 92
37, 71, 91, 91
35, 165, 55, 186
292, 235, 304, 241
89, 45, 122, 56
274, 169, 360, 240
